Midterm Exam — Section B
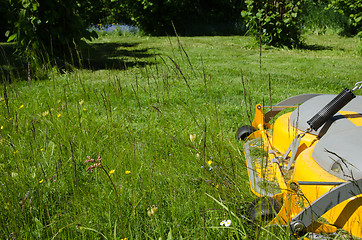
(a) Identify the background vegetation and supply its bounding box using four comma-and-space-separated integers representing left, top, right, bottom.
2, 0, 361, 71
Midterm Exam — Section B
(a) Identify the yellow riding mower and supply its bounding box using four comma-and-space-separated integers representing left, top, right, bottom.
236, 82, 362, 238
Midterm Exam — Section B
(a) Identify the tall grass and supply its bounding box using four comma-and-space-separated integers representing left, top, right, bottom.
0, 33, 361, 239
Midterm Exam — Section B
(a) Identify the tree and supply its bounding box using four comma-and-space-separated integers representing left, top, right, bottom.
122, 0, 244, 35
7, 0, 97, 69
77, 0, 131, 26
326, 0, 361, 34
0, 1, 12, 41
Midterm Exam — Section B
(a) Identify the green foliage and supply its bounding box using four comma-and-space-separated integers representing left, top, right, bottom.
7, 0, 97, 70
0, 1, 12, 42
326, 0, 362, 35
77, 0, 131, 26
301, 0, 350, 35
122, 0, 244, 35
242, 0, 304, 48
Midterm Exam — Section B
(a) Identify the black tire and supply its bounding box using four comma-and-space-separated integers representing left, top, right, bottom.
246, 197, 282, 223
235, 125, 256, 141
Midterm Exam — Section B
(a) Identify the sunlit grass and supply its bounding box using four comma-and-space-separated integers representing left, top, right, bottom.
0, 33, 361, 239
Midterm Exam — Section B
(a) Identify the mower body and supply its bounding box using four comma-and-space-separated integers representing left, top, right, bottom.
241, 94, 362, 238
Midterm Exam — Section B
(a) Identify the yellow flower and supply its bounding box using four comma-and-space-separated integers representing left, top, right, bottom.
13, 150, 18, 154
83, 108, 86, 111
19, 105, 24, 109
208, 160, 212, 166
57, 113, 61, 118
0, 97, 4, 101
109, 169, 115, 174
39, 179, 44, 183
40, 148, 44, 151
125, 170, 131, 174
0, 126, 3, 130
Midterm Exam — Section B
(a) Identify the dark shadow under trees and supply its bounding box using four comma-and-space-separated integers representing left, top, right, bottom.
0, 41, 155, 83
81, 42, 154, 71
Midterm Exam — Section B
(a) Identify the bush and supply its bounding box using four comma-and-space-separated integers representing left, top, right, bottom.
7, 0, 97, 70
242, 0, 304, 48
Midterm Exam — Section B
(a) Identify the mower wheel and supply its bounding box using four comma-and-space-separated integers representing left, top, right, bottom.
235, 125, 256, 141
246, 197, 281, 222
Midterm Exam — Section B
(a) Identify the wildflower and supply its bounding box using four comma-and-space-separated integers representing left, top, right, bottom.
83, 108, 86, 111
40, 148, 44, 151
13, 150, 18, 154
189, 134, 196, 143
79, 99, 84, 105
0, 97, 3, 101
42, 111, 49, 117
57, 113, 61, 118
109, 169, 115, 174
39, 179, 44, 183
220, 219, 231, 227
19, 105, 24, 109
147, 205, 158, 217
125, 170, 131, 174
0, 126, 3, 130
208, 160, 212, 166
84, 152, 103, 173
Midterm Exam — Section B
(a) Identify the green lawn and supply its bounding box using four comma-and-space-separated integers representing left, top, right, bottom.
0, 34, 361, 239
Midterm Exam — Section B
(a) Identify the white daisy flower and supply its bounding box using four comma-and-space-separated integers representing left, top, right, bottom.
225, 220, 231, 227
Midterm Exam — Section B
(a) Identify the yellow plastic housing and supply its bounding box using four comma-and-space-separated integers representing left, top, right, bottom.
245, 106, 362, 238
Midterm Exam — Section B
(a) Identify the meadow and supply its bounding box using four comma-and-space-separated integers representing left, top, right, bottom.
0, 32, 361, 239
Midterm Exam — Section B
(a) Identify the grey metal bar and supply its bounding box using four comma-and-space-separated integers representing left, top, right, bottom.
290, 178, 362, 233
298, 181, 344, 186
264, 94, 321, 123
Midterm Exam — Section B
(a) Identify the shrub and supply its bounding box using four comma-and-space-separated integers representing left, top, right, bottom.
7, 0, 97, 70
242, 0, 304, 48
